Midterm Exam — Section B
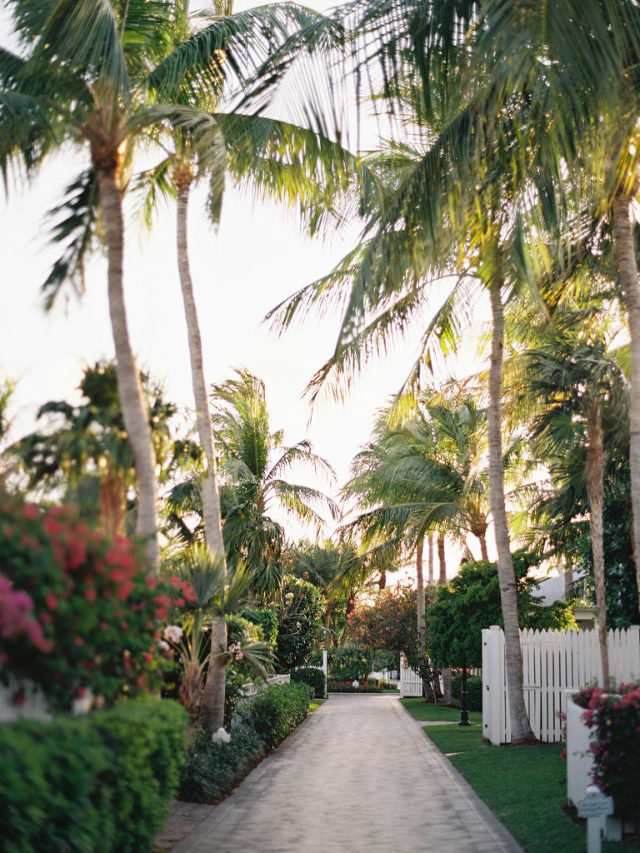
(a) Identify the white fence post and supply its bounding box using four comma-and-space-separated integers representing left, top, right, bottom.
482, 626, 504, 745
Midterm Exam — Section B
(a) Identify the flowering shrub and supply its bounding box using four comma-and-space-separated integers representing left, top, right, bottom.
275, 578, 324, 672
0, 498, 196, 711
574, 683, 640, 819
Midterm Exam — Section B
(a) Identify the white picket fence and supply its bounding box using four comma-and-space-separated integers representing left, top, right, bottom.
482, 624, 640, 744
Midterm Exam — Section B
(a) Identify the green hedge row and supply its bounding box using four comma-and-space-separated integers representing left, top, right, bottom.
0, 699, 187, 853
451, 673, 483, 711
291, 666, 326, 698
178, 682, 313, 803
250, 682, 313, 749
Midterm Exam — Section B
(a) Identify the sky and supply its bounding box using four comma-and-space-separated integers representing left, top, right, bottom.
0, 1, 492, 560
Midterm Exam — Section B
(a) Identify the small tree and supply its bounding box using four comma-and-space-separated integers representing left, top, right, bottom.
426, 554, 576, 671
275, 577, 324, 672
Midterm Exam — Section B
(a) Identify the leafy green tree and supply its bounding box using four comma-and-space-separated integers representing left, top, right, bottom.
274, 576, 324, 671
426, 554, 576, 671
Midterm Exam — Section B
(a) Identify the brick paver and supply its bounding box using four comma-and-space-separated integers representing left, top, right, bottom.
169, 694, 523, 853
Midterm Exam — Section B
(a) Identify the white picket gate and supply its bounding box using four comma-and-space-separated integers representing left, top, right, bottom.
482, 624, 640, 744
399, 655, 423, 697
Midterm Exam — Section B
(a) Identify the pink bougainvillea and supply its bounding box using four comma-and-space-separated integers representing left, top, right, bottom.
0, 498, 196, 711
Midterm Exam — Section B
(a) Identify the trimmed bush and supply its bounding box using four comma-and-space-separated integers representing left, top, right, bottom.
327, 679, 385, 693
0, 698, 187, 853
291, 667, 326, 699
451, 673, 483, 711
327, 643, 373, 682
250, 682, 312, 749
178, 724, 265, 804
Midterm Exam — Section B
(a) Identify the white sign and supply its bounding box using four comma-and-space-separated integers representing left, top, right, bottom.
577, 791, 614, 818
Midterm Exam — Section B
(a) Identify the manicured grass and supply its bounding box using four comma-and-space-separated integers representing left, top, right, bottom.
401, 697, 482, 724
309, 699, 326, 712
402, 699, 639, 853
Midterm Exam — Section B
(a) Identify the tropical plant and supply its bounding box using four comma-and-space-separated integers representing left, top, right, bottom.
162, 543, 271, 732
0, 0, 191, 569
210, 369, 338, 598
10, 362, 192, 539
521, 327, 629, 684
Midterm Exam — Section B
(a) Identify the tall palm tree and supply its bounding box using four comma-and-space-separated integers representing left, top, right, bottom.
475, 0, 640, 617
0, 0, 187, 569
522, 328, 629, 685
211, 369, 339, 599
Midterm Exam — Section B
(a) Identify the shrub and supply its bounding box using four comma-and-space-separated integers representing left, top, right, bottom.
178, 724, 264, 804
0, 498, 195, 711
450, 673, 483, 711
250, 682, 312, 748
574, 683, 640, 820
328, 643, 372, 682
0, 698, 187, 853
327, 679, 385, 693
291, 666, 326, 698
238, 606, 278, 645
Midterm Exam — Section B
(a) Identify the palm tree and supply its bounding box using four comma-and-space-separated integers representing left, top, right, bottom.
210, 369, 339, 598
475, 0, 640, 617
11, 362, 190, 539
522, 327, 629, 685
0, 0, 188, 569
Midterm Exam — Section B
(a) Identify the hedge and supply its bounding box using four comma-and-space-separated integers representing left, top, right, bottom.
291, 667, 326, 699
250, 682, 313, 749
0, 698, 187, 853
450, 673, 483, 712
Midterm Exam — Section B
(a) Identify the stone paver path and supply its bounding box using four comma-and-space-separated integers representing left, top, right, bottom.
170, 694, 523, 853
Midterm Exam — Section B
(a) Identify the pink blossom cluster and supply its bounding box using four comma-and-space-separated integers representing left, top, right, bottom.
0, 575, 52, 653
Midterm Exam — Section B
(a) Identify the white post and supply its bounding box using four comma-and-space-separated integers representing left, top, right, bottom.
482, 626, 503, 745
322, 649, 328, 698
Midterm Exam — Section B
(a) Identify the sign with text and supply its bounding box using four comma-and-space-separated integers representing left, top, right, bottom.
577, 792, 614, 818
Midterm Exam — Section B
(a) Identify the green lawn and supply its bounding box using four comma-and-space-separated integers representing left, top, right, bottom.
401, 699, 639, 853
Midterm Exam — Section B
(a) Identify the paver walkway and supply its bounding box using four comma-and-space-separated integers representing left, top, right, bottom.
169, 694, 523, 853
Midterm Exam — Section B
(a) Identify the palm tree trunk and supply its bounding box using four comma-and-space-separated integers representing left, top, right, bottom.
586, 400, 609, 686
415, 532, 428, 698
176, 179, 228, 731
427, 532, 434, 586
437, 532, 447, 584
96, 168, 159, 571
487, 278, 533, 742
98, 470, 126, 539
435, 532, 451, 703
612, 192, 640, 619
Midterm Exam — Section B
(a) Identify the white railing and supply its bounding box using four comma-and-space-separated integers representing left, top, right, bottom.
482, 624, 640, 744
241, 672, 291, 699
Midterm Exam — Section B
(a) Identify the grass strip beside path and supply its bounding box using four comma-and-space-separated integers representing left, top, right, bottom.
401, 699, 639, 853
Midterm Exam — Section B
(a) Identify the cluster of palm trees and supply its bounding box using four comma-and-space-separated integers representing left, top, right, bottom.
4, 0, 640, 742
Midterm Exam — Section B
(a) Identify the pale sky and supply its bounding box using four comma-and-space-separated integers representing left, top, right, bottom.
0, 1, 492, 559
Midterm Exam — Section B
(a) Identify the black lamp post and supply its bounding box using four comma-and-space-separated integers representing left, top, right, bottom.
459, 660, 471, 727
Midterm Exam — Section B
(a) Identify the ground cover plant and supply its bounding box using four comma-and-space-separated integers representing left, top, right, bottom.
401, 699, 638, 852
